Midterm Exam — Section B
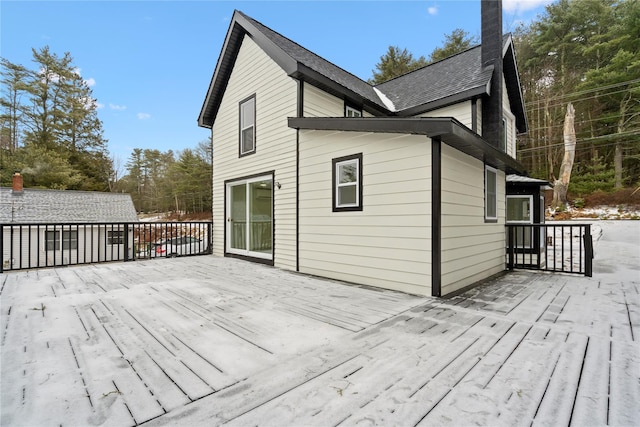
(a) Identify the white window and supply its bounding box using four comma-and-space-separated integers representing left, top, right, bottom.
345, 105, 362, 117
239, 95, 255, 156
45, 230, 78, 251
485, 165, 498, 221
333, 154, 362, 211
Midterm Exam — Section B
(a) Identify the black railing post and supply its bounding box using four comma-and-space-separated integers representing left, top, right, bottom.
507, 225, 514, 270
124, 223, 130, 261
1, 225, 4, 273
584, 225, 593, 277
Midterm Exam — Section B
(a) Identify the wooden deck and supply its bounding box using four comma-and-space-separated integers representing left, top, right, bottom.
1, 236, 638, 425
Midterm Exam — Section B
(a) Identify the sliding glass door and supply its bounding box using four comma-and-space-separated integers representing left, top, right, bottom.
226, 175, 273, 260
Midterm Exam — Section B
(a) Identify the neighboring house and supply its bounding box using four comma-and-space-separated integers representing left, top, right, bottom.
1, 172, 139, 270
199, 0, 533, 297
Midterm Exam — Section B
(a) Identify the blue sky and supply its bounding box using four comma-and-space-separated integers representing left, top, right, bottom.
1, 0, 552, 168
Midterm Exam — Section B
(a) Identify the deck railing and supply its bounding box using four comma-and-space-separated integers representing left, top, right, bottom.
506, 223, 593, 277
1, 221, 212, 273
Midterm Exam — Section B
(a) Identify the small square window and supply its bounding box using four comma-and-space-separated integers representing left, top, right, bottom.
345, 105, 362, 118
485, 165, 498, 221
332, 153, 363, 212
239, 95, 256, 156
108, 230, 124, 245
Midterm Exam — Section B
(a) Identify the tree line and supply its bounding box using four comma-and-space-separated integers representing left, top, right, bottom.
513, 0, 639, 195
1, 47, 212, 215
1, 47, 112, 190
370, 0, 640, 198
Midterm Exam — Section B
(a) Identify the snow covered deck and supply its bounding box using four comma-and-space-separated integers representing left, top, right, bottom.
1, 221, 638, 426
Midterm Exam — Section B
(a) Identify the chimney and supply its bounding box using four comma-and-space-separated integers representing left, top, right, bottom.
12, 171, 23, 193
481, 0, 503, 150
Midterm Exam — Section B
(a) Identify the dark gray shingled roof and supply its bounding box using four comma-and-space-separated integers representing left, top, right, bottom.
237, 12, 387, 112
0, 188, 139, 223
375, 46, 493, 114
199, 10, 527, 134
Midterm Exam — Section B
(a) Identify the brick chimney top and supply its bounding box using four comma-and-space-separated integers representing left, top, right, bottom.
12, 172, 23, 193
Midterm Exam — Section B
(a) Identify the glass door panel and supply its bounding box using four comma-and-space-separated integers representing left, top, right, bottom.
226, 176, 273, 260
229, 183, 247, 250
249, 180, 272, 254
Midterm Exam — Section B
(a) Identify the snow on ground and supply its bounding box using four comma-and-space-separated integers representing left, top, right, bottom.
1, 221, 638, 426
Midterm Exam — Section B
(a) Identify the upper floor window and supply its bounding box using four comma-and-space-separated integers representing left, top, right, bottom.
485, 165, 498, 222
345, 105, 362, 118
332, 153, 363, 212
239, 95, 256, 156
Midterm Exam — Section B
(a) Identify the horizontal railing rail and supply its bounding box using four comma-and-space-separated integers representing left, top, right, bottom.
506, 223, 593, 277
1, 221, 212, 273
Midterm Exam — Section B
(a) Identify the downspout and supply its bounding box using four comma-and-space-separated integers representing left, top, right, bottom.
431, 137, 442, 297
296, 80, 304, 272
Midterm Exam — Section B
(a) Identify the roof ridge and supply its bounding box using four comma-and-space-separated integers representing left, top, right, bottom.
236, 10, 386, 107
238, 10, 375, 89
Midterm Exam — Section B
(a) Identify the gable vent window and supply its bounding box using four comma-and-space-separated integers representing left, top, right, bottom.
239, 95, 256, 156
485, 165, 498, 222
345, 105, 362, 118
332, 153, 363, 212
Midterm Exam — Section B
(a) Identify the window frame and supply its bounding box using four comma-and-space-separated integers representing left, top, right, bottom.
484, 165, 498, 222
45, 230, 78, 251
345, 103, 362, 118
332, 153, 363, 212
239, 94, 256, 157
107, 230, 125, 245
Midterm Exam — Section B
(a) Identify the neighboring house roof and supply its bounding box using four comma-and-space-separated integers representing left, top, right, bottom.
0, 188, 139, 223
199, 11, 527, 134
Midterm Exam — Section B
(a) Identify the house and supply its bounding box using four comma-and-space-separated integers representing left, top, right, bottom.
198, 0, 531, 297
1, 172, 139, 270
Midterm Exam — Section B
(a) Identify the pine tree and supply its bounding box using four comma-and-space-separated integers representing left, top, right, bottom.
370, 46, 428, 84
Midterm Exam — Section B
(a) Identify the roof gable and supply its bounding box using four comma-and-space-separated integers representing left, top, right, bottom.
198, 11, 389, 127
0, 188, 139, 223
199, 11, 527, 133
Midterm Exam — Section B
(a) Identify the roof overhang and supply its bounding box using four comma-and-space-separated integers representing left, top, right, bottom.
288, 117, 525, 174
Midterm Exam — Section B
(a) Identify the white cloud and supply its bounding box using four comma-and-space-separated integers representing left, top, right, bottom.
109, 103, 127, 111
503, 0, 553, 14
96, 102, 105, 109
137, 113, 151, 120
84, 77, 96, 87
427, 6, 438, 16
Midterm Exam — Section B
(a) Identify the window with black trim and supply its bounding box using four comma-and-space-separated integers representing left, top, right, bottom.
332, 153, 363, 211
108, 230, 124, 245
345, 105, 362, 118
239, 95, 256, 156
485, 165, 498, 221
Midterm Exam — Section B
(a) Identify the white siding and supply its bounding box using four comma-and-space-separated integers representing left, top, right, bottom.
440, 143, 506, 295
299, 130, 432, 296
211, 35, 298, 270
303, 85, 344, 117
2, 225, 132, 270
503, 76, 517, 158
417, 101, 474, 129
475, 98, 483, 136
